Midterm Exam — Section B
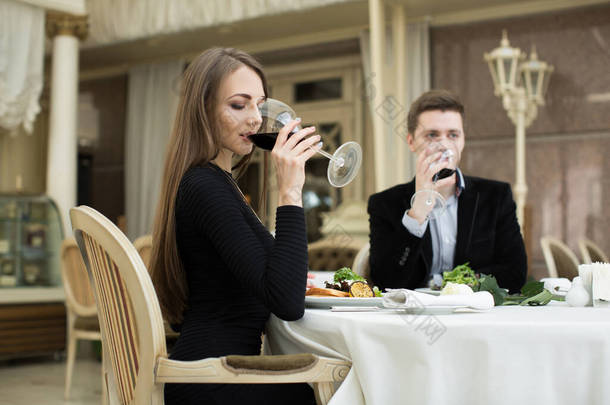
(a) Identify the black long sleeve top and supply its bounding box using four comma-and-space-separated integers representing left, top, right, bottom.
170, 163, 308, 363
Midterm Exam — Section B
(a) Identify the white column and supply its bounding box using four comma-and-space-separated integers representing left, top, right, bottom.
368, 0, 387, 192
46, 13, 87, 236
392, 5, 409, 185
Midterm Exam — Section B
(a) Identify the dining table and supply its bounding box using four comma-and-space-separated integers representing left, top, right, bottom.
265, 298, 610, 405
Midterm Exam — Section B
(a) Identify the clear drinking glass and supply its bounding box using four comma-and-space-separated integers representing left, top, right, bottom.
248, 98, 362, 188
409, 141, 459, 220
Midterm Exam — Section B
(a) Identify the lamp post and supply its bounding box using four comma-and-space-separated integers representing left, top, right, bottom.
484, 30, 553, 232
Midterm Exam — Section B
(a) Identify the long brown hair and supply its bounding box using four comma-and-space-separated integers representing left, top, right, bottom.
149, 48, 268, 324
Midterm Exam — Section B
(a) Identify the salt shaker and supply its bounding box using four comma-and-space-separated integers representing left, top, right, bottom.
565, 276, 590, 307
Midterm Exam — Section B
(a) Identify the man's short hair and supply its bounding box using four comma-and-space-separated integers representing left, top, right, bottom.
407, 90, 465, 134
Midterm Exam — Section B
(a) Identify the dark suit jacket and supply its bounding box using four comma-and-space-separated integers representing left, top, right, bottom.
368, 175, 527, 293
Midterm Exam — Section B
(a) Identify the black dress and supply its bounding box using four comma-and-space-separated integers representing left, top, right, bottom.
164, 164, 315, 405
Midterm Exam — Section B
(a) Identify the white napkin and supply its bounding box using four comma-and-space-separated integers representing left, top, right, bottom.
578, 265, 594, 293
540, 277, 572, 296
382, 289, 494, 310
590, 262, 610, 307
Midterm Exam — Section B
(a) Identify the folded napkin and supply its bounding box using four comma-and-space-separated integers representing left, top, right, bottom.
382, 289, 494, 310
540, 277, 572, 296
590, 262, 610, 307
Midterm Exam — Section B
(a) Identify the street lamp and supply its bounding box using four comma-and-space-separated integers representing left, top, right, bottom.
484, 30, 554, 231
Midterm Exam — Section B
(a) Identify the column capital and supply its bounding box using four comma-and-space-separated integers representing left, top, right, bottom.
46, 12, 88, 40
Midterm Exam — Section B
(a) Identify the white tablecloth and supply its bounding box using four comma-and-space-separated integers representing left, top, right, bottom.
265, 303, 610, 405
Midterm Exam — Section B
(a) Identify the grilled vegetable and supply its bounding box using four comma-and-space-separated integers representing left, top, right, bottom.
348, 281, 374, 298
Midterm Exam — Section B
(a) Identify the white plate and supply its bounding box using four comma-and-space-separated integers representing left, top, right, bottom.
414, 287, 441, 296
305, 296, 384, 309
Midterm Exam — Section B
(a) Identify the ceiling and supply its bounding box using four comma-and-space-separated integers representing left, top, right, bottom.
74, 0, 609, 75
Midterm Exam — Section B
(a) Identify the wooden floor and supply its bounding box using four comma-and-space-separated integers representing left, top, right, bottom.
0, 356, 102, 405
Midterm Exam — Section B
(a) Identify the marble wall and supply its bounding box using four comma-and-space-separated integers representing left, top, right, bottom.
431, 4, 610, 279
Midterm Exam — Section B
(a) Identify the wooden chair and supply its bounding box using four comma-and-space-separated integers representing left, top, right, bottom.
352, 242, 371, 283
578, 238, 609, 264
70, 206, 350, 405
133, 234, 179, 341
60, 237, 101, 400
540, 236, 580, 279
133, 235, 153, 268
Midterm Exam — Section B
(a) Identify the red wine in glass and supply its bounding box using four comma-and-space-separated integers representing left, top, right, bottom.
248, 132, 295, 151
253, 98, 362, 187
433, 168, 456, 182
410, 144, 458, 220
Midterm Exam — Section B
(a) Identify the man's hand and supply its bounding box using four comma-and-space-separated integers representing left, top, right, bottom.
408, 144, 456, 223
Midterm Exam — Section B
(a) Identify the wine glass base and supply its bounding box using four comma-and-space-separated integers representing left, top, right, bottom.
327, 141, 362, 187
410, 189, 446, 220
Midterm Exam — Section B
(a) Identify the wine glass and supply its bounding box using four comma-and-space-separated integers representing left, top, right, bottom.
249, 98, 362, 187
409, 141, 459, 221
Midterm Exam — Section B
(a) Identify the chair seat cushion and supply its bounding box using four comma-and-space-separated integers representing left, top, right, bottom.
74, 315, 100, 331
224, 353, 317, 373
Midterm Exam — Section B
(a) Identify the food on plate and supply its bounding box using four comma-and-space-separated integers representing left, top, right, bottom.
439, 262, 480, 290
305, 287, 349, 297
324, 266, 367, 293
305, 267, 383, 298
430, 262, 563, 307
348, 281, 374, 298
333, 267, 365, 283
440, 282, 474, 295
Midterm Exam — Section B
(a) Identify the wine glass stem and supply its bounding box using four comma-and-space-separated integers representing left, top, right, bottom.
311, 147, 344, 166
313, 147, 334, 160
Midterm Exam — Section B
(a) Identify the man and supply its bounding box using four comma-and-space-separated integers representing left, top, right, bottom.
368, 90, 527, 293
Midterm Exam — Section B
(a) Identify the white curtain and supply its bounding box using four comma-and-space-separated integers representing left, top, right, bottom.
359, 20, 430, 186
85, 0, 357, 45
125, 59, 183, 240
0, 0, 44, 134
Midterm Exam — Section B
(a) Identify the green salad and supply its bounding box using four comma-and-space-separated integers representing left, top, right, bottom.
442, 262, 479, 289
440, 262, 563, 306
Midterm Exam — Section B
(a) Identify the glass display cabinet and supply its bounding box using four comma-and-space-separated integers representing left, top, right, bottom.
0, 195, 64, 288
0, 194, 66, 359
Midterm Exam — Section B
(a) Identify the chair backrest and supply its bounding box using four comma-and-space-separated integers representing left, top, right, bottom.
352, 242, 371, 283
133, 235, 153, 269
61, 237, 97, 317
70, 206, 167, 405
307, 238, 360, 271
579, 238, 610, 264
540, 236, 580, 279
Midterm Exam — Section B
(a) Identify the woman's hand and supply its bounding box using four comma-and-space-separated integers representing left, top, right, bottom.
272, 119, 321, 207
306, 272, 316, 289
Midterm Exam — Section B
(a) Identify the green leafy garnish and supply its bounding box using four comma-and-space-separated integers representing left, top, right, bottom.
520, 280, 544, 297
373, 286, 383, 297
442, 263, 479, 289
334, 267, 365, 283
519, 289, 553, 306
440, 263, 564, 307
476, 274, 508, 306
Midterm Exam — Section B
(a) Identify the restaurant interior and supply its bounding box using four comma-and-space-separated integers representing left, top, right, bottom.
1, 0, 609, 404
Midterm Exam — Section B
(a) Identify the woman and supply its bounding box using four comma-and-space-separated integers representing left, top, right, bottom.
149, 48, 320, 405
